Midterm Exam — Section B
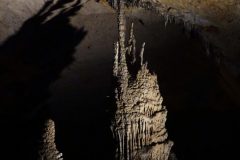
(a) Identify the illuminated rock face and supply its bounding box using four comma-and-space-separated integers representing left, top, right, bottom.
38, 119, 63, 160
113, 63, 174, 160
111, 1, 173, 159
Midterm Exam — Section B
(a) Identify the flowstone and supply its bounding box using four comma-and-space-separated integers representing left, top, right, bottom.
111, 1, 174, 159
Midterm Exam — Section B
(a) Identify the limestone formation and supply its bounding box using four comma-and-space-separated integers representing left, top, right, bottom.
108, 0, 240, 106
38, 119, 63, 160
111, 1, 173, 159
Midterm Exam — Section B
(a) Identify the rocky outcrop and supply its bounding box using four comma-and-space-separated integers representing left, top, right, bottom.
38, 119, 63, 160
111, 1, 173, 159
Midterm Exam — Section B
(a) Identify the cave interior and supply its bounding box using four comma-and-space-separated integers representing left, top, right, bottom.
0, 0, 239, 159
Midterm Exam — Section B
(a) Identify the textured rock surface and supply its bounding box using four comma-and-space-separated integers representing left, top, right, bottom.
0, 0, 239, 106
38, 119, 63, 160
0, 0, 46, 43
138, 0, 240, 72
111, 1, 173, 159
109, 0, 240, 106
0, 0, 238, 159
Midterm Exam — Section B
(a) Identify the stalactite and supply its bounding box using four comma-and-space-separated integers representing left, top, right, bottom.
114, 42, 119, 77
140, 42, 145, 66
38, 119, 63, 160
127, 23, 136, 64
111, 1, 174, 159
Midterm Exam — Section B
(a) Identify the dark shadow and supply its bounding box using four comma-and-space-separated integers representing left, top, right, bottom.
52, 89, 116, 160
0, 0, 86, 159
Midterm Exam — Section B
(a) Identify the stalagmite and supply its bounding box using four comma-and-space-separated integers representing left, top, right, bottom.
38, 119, 63, 160
111, 0, 174, 159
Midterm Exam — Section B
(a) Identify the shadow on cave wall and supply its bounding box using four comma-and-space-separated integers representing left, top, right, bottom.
0, 0, 86, 159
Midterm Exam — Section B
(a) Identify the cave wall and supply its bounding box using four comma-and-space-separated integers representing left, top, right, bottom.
1, 0, 240, 78
139, 0, 240, 69
0, 0, 46, 43
140, 0, 240, 25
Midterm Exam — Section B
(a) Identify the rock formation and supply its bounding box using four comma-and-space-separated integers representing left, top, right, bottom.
111, 1, 173, 159
108, 0, 240, 106
38, 119, 63, 160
